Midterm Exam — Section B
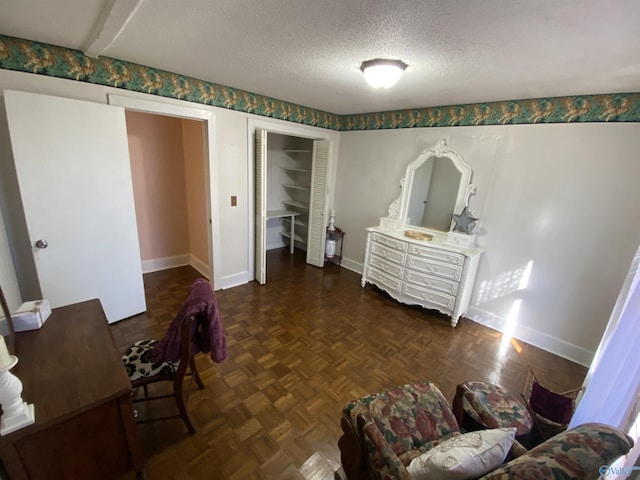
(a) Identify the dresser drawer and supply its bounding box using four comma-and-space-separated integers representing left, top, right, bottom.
369, 242, 406, 265
366, 266, 402, 292
402, 283, 456, 313
404, 269, 459, 296
406, 256, 462, 282
371, 232, 408, 253
368, 255, 404, 279
407, 244, 465, 267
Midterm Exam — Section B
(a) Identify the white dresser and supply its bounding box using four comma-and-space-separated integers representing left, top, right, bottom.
362, 227, 482, 326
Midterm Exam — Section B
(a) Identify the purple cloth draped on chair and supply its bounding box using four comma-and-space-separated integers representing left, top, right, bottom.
529, 381, 574, 425
151, 278, 227, 363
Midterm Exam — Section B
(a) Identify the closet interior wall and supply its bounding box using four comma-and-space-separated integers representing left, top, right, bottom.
125, 111, 209, 276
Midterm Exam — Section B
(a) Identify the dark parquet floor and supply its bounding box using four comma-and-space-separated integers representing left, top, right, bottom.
112, 247, 588, 479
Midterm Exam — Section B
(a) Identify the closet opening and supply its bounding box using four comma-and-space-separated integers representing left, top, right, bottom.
124, 111, 211, 280
266, 133, 313, 253
108, 94, 219, 288
254, 128, 331, 285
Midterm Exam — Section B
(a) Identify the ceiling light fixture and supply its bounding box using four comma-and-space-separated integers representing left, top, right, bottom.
360, 59, 408, 89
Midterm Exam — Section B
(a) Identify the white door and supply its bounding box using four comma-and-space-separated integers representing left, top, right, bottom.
306, 140, 330, 267
3, 90, 146, 323
254, 129, 267, 284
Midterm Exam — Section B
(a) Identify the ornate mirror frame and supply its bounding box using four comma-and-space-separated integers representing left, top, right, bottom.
382, 139, 477, 245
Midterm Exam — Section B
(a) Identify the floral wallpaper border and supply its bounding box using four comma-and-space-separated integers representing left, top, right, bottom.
0, 35, 340, 130
341, 92, 640, 130
1, 35, 639, 131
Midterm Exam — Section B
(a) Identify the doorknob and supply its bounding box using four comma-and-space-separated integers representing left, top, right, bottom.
35, 239, 48, 249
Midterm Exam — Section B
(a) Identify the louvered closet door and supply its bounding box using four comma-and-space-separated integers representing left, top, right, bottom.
306, 140, 330, 267
255, 129, 268, 284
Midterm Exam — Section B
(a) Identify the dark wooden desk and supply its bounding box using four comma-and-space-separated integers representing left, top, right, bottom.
0, 299, 143, 479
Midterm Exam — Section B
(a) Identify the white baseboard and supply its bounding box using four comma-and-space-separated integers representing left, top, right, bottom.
219, 271, 252, 290
466, 306, 594, 367
141, 254, 190, 274
190, 254, 210, 279
141, 254, 211, 280
340, 257, 363, 275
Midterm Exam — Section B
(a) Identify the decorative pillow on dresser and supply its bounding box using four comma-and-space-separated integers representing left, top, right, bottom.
407, 427, 516, 480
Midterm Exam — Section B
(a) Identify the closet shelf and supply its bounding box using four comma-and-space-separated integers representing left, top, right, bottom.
282, 200, 309, 211
281, 166, 311, 173
266, 209, 300, 219
282, 184, 309, 191
283, 149, 312, 153
282, 217, 306, 228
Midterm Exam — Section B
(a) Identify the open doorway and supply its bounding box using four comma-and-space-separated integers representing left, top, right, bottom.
124, 111, 210, 279
108, 94, 220, 288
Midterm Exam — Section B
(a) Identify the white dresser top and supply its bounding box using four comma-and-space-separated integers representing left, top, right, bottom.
367, 225, 484, 257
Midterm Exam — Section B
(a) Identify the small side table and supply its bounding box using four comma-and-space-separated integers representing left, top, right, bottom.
325, 227, 345, 266
267, 209, 300, 254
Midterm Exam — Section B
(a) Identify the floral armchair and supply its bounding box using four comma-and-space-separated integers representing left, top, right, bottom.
339, 381, 462, 480
339, 381, 634, 480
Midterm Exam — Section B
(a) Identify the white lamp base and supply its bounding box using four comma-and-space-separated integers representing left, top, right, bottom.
1, 401, 35, 435
0, 356, 36, 436
328, 215, 336, 231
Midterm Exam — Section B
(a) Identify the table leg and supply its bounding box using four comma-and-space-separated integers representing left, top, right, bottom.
290, 215, 295, 254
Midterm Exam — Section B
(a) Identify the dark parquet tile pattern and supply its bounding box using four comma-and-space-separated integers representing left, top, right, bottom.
111, 248, 587, 479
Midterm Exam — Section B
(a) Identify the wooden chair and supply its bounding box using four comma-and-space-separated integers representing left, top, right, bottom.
122, 315, 205, 434
521, 368, 583, 443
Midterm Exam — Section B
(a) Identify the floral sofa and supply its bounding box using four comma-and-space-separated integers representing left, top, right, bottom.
339, 381, 633, 480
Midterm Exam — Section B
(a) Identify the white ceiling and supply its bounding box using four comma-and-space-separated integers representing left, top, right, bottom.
1, 0, 639, 115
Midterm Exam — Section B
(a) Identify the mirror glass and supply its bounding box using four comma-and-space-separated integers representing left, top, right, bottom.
406, 156, 462, 231
398, 139, 474, 233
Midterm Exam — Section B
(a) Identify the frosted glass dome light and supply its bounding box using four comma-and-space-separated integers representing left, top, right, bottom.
360, 59, 408, 89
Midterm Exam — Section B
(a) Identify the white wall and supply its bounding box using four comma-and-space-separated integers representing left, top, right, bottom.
0, 69, 338, 293
335, 124, 640, 365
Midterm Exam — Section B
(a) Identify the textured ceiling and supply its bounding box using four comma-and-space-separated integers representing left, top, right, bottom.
0, 0, 639, 115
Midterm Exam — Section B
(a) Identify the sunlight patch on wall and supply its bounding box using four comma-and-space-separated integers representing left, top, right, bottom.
476, 260, 533, 305
485, 269, 531, 383
519, 260, 533, 290
489, 260, 533, 358
498, 299, 522, 357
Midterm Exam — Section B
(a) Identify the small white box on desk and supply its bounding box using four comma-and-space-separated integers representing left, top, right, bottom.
12, 300, 52, 332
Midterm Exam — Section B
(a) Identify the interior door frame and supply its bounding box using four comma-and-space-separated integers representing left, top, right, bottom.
109, 95, 221, 289
247, 118, 333, 279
